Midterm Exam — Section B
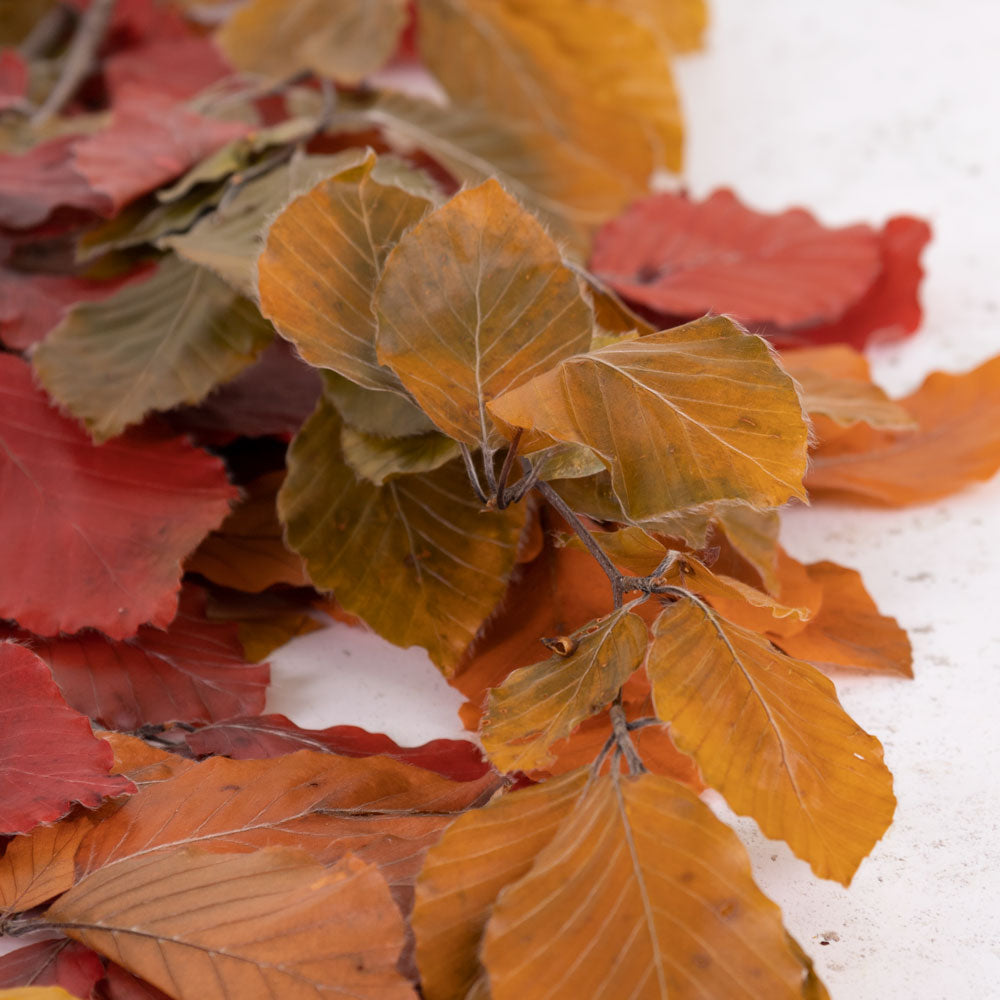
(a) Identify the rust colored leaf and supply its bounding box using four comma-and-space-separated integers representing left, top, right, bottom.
280, 399, 526, 672
772, 561, 913, 677
0, 941, 103, 999
47, 848, 416, 1000
480, 605, 648, 773
0, 355, 237, 638
102, 963, 174, 1000
186, 471, 310, 592
375, 179, 593, 450
590, 189, 881, 326
481, 772, 826, 999
1, 587, 269, 730
806, 356, 1000, 504
647, 599, 895, 884
0, 643, 135, 836
258, 150, 432, 393
413, 770, 590, 1000
489, 316, 810, 519
185, 715, 490, 782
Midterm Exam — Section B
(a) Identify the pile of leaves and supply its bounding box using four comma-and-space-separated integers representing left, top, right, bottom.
2, 2, 999, 998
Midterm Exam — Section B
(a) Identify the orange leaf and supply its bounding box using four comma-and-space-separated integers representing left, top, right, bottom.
647, 599, 895, 884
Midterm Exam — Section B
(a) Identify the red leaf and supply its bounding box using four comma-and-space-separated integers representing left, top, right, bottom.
0, 263, 154, 350
68, 0, 193, 46
0, 587, 269, 730
72, 86, 249, 215
185, 715, 490, 782
589, 188, 882, 327
0, 939, 105, 997
104, 37, 233, 102
0, 48, 28, 111
0, 642, 135, 835
102, 962, 174, 1000
0, 354, 237, 638
767, 216, 932, 349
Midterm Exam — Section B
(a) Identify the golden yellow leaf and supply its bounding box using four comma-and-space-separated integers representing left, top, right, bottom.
258, 151, 432, 393
490, 316, 810, 519
218, 0, 409, 84
711, 504, 782, 594
279, 399, 526, 672
375, 180, 594, 450
481, 771, 828, 999
647, 599, 895, 884
607, 0, 709, 52
47, 848, 415, 1000
480, 604, 648, 773
413, 770, 590, 1000
0, 989, 80, 1000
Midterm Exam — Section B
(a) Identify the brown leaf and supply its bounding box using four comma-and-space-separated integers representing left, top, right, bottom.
375, 179, 593, 450
47, 848, 416, 1000
481, 771, 826, 999
647, 599, 895, 884
489, 316, 810, 519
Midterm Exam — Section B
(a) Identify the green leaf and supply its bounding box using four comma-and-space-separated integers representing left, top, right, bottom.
375, 179, 594, 451
279, 398, 526, 672
480, 604, 648, 773
341, 425, 461, 486
33, 256, 274, 443
322, 371, 436, 438
489, 315, 810, 519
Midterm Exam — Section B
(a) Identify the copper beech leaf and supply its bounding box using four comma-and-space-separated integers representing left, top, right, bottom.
218, 0, 409, 84
375, 179, 594, 450
0, 818, 94, 915
0, 941, 104, 998
46, 848, 416, 1000
413, 770, 590, 1000
480, 772, 828, 1000
488, 315, 810, 519
0, 355, 237, 638
647, 599, 895, 884
258, 150, 432, 393
34, 257, 274, 443
279, 398, 526, 672
480, 604, 648, 773
590, 188, 882, 326
0, 644, 135, 836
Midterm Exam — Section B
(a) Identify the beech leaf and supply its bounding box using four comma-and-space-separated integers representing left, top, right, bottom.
321, 371, 436, 438
488, 315, 810, 519
590, 188, 882, 326
279, 398, 526, 672
34, 257, 274, 443
480, 605, 648, 773
607, 0, 708, 53
647, 599, 895, 883
46, 848, 416, 1000
340, 425, 461, 487
258, 150, 432, 392
0, 643, 135, 836
0, 941, 104, 998
481, 772, 827, 999
375, 179, 594, 449
0, 355, 237, 638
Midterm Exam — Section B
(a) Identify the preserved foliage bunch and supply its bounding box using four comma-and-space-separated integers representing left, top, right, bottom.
0, 2, 997, 998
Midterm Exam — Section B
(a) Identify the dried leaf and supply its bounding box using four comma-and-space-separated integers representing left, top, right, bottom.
0, 643, 135, 836
489, 315, 810, 519
480, 605, 648, 773
375, 179, 594, 449
0, 355, 237, 638
0, 985, 82, 999
647, 599, 895, 883
104, 36, 232, 102
0, 941, 103, 998
47, 848, 416, 1000
607, 0, 708, 52
321, 371, 436, 438
34, 257, 274, 443
341, 425, 461, 486
279, 398, 525, 672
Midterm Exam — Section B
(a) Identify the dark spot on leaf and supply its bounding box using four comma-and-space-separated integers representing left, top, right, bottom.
717, 899, 740, 920
692, 953, 711, 969
220, 784, 241, 791
636, 264, 661, 284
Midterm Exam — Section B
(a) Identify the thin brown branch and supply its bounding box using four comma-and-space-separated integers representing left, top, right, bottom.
494, 429, 522, 509
609, 698, 646, 776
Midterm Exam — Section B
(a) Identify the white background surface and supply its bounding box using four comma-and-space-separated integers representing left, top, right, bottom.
269, 4, 1000, 998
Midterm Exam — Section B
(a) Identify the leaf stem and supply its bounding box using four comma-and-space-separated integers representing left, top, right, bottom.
609, 697, 646, 776
459, 443, 489, 504
494, 429, 522, 509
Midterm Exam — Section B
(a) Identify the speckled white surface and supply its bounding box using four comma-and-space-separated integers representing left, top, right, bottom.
268, 4, 1000, 997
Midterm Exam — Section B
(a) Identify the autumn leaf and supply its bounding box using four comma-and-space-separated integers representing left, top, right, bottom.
340, 425, 461, 486
375, 179, 594, 450
0, 987, 81, 1000
0, 941, 103, 999
607, 0, 708, 52
279, 398, 526, 672
34, 257, 274, 443
488, 315, 810, 519
46, 848, 416, 1000
480, 771, 827, 999
258, 150, 432, 393
0, 355, 237, 638
0, 586, 269, 730
647, 598, 895, 883
806, 355, 1000, 504
101, 963, 173, 1000
480, 604, 648, 773
104, 35, 232, 102
590, 188, 882, 326
321, 370, 435, 439
0, 643, 135, 836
